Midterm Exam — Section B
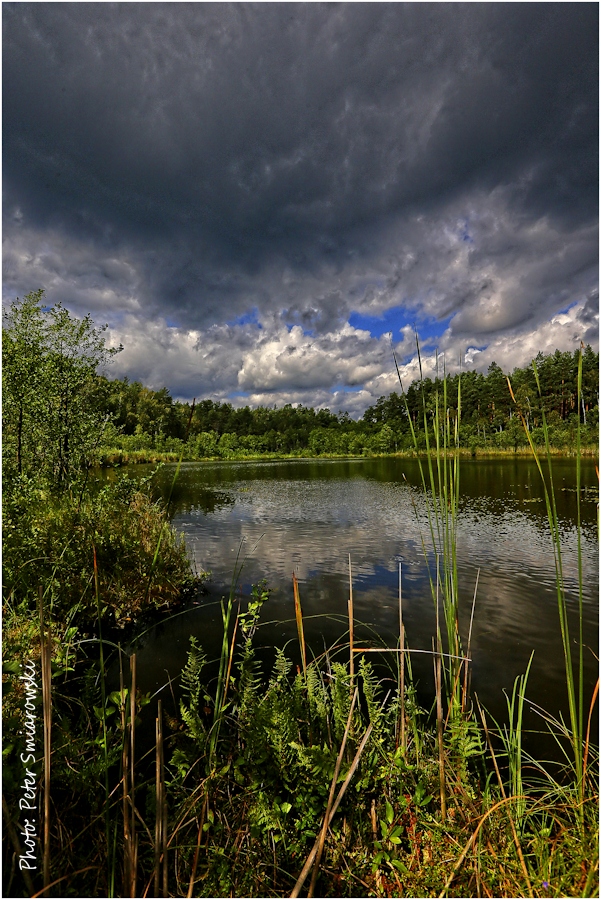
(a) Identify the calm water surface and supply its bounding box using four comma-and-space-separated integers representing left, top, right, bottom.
124, 457, 598, 753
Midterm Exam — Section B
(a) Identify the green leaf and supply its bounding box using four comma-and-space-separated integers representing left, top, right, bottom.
391, 859, 408, 873
3, 660, 21, 674
385, 800, 394, 824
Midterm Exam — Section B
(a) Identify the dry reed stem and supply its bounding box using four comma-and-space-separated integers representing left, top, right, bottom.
129, 653, 137, 898
121, 653, 131, 896
30, 866, 98, 897
307, 687, 359, 897
292, 573, 307, 679
186, 793, 208, 898
154, 698, 168, 898
290, 722, 373, 898
351, 647, 470, 662
348, 555, 354, 685
154, 702, 162, 897
370, 799, 383, 895
162, 716, 168, 898
582, 677, 599, 785
39, 586, 52, 897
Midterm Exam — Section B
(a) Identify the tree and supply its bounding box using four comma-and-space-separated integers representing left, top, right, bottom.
3, 290, 121, 486
2, 290, 47, 476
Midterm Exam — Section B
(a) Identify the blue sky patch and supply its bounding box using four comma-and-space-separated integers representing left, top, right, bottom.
349, 305, 452, 346
555, 301, 578, 316
227, 390, 251, 400
227, 307, 262, 328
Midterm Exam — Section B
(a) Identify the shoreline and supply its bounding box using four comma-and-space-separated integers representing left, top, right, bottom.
96, 445, 600, 467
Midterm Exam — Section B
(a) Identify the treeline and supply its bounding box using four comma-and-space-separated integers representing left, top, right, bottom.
3, 290, 599, 475
100, 347, 599, 459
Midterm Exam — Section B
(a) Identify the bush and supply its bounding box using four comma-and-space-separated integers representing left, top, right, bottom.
3, 473, 195, 627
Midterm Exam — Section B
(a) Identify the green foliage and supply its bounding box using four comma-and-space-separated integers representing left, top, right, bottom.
3, 472, 195, 626
3, 290, 121, 486
179, 636, 208, 746
96, 346, 598, 462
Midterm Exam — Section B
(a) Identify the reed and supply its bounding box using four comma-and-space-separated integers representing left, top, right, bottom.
307, 687, 359, 898
129, 653, 137, 898
290, 720, 374, 899
507, 345, 589, 813
391, 337, 464, 716
38, 586, 52, 898
3, 343, 596, 898
292, 572, 308, 680
154, 699, 167, 898
398, 561, 406, 752
347, 555, 354, 686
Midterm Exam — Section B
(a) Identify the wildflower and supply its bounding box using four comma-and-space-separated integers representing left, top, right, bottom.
542, 881, 550, 890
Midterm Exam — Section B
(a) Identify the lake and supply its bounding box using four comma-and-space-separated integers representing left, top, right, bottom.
123, 456, 599, 756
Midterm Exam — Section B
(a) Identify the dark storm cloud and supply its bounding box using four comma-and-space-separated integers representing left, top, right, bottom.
3, 3, 598, 408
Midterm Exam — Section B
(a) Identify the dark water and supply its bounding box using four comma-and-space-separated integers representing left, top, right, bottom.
118, 456, 599, 758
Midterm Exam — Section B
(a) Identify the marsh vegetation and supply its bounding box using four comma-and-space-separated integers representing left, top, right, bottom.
2, 292, 598, 897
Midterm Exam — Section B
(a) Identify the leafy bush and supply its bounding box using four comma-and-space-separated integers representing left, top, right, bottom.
3, 473, 195, 627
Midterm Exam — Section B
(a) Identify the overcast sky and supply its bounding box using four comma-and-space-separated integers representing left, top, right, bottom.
3, 3, 598, 415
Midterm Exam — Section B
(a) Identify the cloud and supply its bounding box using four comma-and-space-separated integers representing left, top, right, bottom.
103, 293, 596, 419
3, 3, 598, 409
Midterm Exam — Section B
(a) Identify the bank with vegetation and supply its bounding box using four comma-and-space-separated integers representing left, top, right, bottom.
96, 343, 598, 462
2, 290, 599, 897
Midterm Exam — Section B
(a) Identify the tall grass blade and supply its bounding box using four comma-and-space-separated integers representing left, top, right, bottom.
129, 653, 137, 898
508, 354, 586, 805
476, 697, 533, 895
433, 639, 446, 822
462, 568, 479, 713
398, 561, 406, 752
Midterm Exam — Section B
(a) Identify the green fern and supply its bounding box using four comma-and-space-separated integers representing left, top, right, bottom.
305, 662, 331, 746
359, 656, 386, 735
179, 635, 208, 746
331, 662, 354, 741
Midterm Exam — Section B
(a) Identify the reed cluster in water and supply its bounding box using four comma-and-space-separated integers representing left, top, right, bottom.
2, 346, 598, 898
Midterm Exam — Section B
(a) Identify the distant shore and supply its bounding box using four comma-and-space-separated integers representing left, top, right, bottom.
96, 445, 600, 467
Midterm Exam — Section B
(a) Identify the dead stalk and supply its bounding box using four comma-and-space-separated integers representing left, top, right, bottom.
187, 793, 208, 899
292, 573, 308, 679
39, 586, 52, 897
348, 555, 354, 686
290, 722, 373, 898
582, 677, 599, 784
129, 653, 137, 898
121, 652, 131, 896
308, 687, 359, 897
